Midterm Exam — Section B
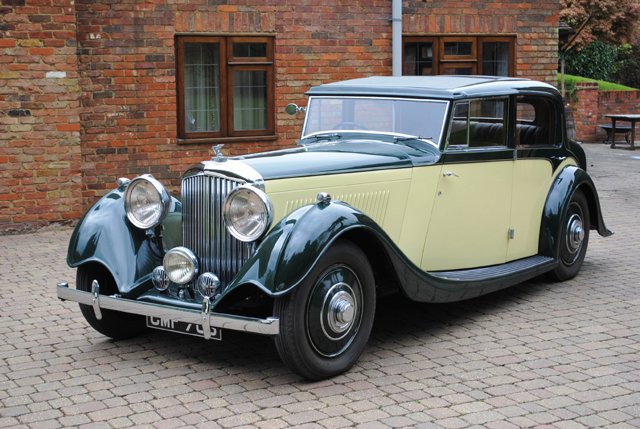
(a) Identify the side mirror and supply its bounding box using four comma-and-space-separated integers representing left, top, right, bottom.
285, 103, 306, 115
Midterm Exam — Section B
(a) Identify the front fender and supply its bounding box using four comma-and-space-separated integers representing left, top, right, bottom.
227, 200, 383, 297
67, 186, 181, 297
539, 165, 612, 259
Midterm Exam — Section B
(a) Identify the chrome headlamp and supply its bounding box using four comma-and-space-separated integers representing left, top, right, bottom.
124, 175, 170, 229
163, 247, 199, 285
223, 185, 273, 242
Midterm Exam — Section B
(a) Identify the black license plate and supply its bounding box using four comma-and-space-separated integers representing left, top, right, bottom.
146, 316, 222, 341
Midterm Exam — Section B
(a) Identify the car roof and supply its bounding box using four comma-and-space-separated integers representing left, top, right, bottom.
306, 76, 561, 100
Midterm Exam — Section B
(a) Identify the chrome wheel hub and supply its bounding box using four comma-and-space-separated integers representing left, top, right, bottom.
566, 213, 584, 254
320, 283, 358, 341
328, 290, 355, 333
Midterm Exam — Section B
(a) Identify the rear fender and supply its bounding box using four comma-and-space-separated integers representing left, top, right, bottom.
539, 165, 612, 258
67, 186, 182, 297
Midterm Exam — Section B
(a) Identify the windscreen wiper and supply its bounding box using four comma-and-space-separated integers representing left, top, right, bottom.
392, 135, 436, 153
393, 135, 433, 142
306, 133, 341, 141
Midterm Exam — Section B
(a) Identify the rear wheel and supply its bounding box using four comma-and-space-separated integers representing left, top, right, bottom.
274, 240, 375, 380
550, 190, 590, 281
77, 264, 148, 340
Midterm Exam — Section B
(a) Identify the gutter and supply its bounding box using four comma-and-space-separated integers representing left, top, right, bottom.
392, 0, 402, 76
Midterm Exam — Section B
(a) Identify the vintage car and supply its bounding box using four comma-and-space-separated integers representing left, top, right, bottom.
58, 76, 611, 380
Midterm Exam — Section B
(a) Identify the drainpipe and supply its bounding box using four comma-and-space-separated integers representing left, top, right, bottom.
392, 0, 402, 76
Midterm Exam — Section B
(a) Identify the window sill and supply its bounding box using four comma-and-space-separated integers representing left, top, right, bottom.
177, 135, 277, 145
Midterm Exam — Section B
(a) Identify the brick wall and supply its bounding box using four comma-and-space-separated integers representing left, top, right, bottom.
406, 0, 559, 83
597, 90, 640, 142
570, 84, 640, 143
2, 0, 559, 230
570, 82, 600, 143
75, 1, 395, 202
0, 0, 82, 233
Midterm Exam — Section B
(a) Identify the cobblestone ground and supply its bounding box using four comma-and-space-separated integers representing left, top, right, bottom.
1, 143, 639, 429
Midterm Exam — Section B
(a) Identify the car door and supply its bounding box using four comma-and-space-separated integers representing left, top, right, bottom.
507, 94, 565, 261
422, 97, 514, 271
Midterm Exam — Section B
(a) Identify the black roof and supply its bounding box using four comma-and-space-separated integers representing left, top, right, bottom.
306, 76, 561, 100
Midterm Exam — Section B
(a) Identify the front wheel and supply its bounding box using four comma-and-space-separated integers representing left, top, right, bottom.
549, 190, 590, 281
77, 264, 148, 340
274, 240, 376, 380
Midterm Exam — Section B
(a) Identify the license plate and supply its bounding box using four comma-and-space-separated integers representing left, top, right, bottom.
146, 316, 222, 341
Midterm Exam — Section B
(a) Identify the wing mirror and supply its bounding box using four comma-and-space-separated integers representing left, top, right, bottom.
285, 103, 306, 115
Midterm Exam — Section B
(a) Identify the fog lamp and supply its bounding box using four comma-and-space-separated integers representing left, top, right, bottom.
163, 247, 199, 285
196, 273, 221, 298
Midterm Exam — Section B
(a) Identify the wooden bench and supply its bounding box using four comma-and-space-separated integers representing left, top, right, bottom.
600, 124, 632, 145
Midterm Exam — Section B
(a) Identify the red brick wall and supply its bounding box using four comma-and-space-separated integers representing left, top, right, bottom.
75, 1, 395, 202
570, 84, 640, 143
405, 0, 559, 83
2, 0, 559, 230
570, 82, 600, 143
597, 90, 640, 142
0, 0, 82, 233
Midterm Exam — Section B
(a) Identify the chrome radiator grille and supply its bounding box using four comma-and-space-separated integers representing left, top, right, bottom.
182, 173, 255, 287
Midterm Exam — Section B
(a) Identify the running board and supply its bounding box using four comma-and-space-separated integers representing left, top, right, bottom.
430, 255, 555, 282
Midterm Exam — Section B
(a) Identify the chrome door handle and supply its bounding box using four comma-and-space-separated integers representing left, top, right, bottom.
443, 171, 459, 177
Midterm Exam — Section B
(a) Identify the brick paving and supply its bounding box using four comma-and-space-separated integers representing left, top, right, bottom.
1, 143, 639, 428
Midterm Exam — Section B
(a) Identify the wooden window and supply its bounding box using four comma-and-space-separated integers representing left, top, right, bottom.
440, 37, 477, 61
402, 37, 438, 75
441, 62, 478, 75
404, 36, 515, 77
176, 36, 274, 142
479, 37, 515, 77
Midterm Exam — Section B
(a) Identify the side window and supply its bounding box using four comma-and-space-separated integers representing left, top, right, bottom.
516, 96, 558, 147
447, 102, 470, 148
446, 98, 508, 149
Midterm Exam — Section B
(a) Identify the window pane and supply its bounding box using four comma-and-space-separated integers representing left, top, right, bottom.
304, 97, 448, 144
448, 99, 508, 149
403, 42, 434, 76
516, 96, 556, 146
468, 99, 507, 147
232, 43, 267, 58
441, 65, 474, 75
184, 43, 220, 132
233, 71, 267, 131
444, 42, 472, 56
482, 42, 510, 76
448, 102, 469, 147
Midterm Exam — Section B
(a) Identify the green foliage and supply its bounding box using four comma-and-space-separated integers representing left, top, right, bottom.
565, 41, 618, 81
614, 44, 640, 89
560, 75, 578, 101
558, 73, 637, 92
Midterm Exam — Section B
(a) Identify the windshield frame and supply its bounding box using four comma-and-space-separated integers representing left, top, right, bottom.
301, 96, 450, 148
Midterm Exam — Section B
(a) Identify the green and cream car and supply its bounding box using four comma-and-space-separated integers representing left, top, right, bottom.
58, 76, 611, 380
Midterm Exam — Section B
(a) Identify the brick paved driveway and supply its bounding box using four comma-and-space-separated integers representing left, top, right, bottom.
1, 143, 639, 429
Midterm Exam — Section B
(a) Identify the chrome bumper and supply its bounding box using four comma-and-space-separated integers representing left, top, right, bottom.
56, 282, 279, 338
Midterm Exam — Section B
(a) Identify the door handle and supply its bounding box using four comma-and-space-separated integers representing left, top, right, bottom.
443, 171, 460, 178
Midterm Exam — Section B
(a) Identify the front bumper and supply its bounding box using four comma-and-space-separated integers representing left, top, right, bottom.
56, 282, 280, 338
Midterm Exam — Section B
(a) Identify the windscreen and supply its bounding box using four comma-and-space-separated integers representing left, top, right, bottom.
303, 97, 448, 144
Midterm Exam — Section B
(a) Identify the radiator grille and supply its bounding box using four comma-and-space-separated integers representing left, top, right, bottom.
182, 173, 255, 288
